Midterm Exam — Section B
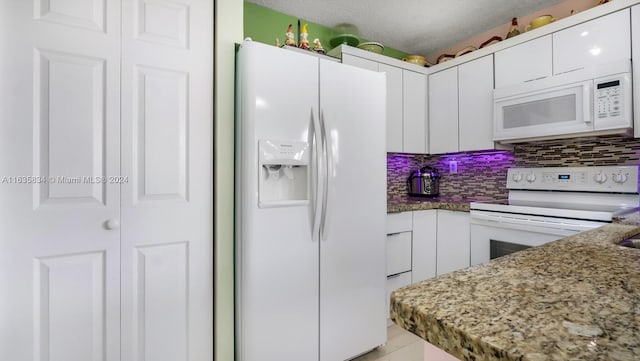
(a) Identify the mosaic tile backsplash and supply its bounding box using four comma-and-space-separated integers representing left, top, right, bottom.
388, 136, 640, 200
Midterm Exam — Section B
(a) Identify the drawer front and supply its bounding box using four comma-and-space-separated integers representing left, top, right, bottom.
386, 212, 413, 234
386, 232, 412, 276
386, 271, 412, 319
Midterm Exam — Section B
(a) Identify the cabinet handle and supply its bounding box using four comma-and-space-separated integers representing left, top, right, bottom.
104, 219, 120, 230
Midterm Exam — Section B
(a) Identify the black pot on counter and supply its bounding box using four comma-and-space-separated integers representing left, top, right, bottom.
407, 166, 440, 197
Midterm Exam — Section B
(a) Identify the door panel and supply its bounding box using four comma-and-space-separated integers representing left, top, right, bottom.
0, 1, 121, 360
133, 65, 189, 202
34, 252, 106, 361
133, 243, 189, 361
34, 49, 107, 207
319, 59, 387, 361
235, 42, 319, 361
121, 0, 213, 360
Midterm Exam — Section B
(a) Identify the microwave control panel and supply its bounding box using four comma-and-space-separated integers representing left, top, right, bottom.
596, 79, 622, 119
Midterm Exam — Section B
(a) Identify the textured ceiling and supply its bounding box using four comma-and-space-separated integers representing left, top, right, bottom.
247, 0, 564, 56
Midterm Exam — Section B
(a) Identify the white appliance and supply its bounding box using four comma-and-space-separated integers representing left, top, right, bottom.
470, 165, 639, 266
235, 41, 387, 361
494, 60, 632, 142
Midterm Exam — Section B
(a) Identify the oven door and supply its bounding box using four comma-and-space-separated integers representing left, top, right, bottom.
470, 210, 606, 266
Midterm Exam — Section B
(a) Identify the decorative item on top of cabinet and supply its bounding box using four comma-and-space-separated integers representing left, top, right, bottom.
506, 17, 521, 38
299, 23, 310, 50
436, 53, 455, 64
312, 38, 325, 54
455, 46, 477, 58
285, 24, 296, 47
479, 36, 502, 48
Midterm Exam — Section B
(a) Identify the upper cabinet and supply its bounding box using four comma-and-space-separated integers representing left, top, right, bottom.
402, 70, 428, 154
342, 51, 427, 153
428, 67, 458, 154
458, 55, 494, 151
494, 35, 552, 88
429, 55, 494, 154
553, 9, 631, 75
495, 9, 632, 89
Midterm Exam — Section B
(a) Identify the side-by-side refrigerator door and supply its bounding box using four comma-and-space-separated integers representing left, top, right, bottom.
318, 59, 387, 361
236, 41, 320, 361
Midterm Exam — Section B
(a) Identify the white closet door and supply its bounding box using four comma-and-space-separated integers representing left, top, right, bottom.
0, 1, 122, 361
120, 1, 213, 360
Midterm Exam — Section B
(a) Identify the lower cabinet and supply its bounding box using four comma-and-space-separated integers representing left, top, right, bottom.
385, 212, 413, 321
435, 210, 471, 276
412, 210, 437, 282
385, 209, 470, 321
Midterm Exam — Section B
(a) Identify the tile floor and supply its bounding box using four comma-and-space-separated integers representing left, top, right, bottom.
352, 324, 423, 361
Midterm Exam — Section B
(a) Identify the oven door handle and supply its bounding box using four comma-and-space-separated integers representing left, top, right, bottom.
470, 211, 605, 232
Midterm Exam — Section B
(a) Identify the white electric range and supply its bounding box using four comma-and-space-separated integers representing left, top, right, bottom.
469, 165, 640, 266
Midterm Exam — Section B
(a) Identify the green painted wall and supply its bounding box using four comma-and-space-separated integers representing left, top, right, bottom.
244, 2, 408, 59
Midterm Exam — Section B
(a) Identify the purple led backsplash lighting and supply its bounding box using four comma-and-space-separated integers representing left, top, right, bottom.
387, 150, 514, 201
387, 136, 640, 203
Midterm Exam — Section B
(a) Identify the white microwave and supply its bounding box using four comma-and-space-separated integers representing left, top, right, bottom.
493, 60, 632, 143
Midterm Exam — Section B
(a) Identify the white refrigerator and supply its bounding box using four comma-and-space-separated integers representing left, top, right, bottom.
235, 40, 387, 361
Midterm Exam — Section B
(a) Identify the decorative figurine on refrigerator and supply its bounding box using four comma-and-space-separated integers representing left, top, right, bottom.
299, 23, 311, 50
285, 24, 296, 46
313, 38, 325, 54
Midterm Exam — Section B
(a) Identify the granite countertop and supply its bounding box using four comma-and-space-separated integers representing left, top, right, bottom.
390, 223, 640, 361
387, 195, 496, 213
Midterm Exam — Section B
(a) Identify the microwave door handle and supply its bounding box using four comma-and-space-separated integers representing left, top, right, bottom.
583, 81, 593, 124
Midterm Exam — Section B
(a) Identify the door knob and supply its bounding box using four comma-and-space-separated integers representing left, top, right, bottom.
104, 219, 120, 230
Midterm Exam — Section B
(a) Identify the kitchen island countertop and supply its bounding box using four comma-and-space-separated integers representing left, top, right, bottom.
390, 222, 640, 361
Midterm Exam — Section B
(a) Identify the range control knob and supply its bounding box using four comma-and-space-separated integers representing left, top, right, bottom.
613, 173, 628, 184
526, 173, 536, 183
512, 173, 523, 182
594, 172, 608, 184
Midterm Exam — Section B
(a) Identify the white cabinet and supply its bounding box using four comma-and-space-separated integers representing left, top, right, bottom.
436, 210, 471, 276
380, 64, 405, 152
342, 50, 427, 153
458, 55, 495, 151
495, 35, 552, 88
553, 9, 631, 75
386, 232, 412, 275
429, 55, 494, 154
631, 5, 640, 138
411, 210, 437, 283
385, 212, 413, 321
429, 67, 458, 154
403, 70, 428, 153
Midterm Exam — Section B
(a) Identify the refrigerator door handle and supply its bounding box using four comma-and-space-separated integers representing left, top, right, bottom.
311, 108, 324, 242
319, 111, 330, 241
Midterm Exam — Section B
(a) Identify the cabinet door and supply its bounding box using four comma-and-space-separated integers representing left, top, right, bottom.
402, 70, 427, 153
495, 35, 552, 88
412, 210, 437, 283
386, 271, 412, 320
379, 64, 404, 152
429, 67, 458, 154
386, 232, 412, 276
436, 210, 470, 276
632, 5, 640, 138
342, 54, 380, 72
553, 9, 631, 75
459, 55, 494, 151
